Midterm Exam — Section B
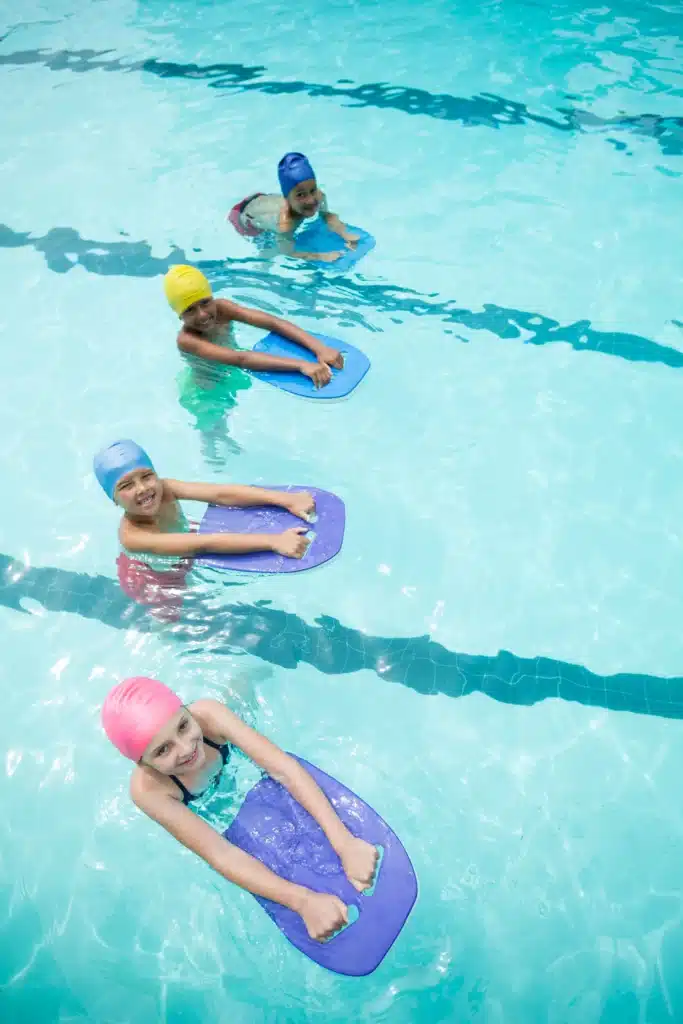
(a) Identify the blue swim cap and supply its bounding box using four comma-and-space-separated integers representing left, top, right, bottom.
278, 152, 316, 197
93, 440, 154, 501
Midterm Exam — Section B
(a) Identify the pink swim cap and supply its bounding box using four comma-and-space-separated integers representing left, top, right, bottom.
102, 677, 182, 761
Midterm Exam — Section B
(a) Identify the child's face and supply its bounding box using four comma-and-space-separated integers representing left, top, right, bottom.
181, 296, 218, 333
142, 708, 206, 776
114, 467, 163, 518
288, 179, 321, 218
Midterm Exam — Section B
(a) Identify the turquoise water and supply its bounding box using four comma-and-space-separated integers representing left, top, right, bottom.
1, 0, 683, 1019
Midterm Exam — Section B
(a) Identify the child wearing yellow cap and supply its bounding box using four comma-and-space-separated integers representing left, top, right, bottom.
164, 265, 342, 388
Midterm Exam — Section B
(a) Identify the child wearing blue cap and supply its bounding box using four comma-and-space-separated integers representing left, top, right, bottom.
94, 440, 314, 564
228, 153, 359, 263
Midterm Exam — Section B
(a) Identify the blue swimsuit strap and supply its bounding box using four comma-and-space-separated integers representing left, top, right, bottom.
170, 736, 231, 806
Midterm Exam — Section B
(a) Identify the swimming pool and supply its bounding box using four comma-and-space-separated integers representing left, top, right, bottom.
1, 0, 683, 1018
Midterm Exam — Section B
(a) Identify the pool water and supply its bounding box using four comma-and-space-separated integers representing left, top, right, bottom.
1, 0, 683, 1020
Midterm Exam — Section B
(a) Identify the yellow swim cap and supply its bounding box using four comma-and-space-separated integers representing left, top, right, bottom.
163, 265, 212, 316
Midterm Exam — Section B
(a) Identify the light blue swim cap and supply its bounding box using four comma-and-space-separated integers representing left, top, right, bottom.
93, 440, 154, 501
278, 152, 316, 197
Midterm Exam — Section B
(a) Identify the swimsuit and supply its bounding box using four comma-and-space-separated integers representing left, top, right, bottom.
238, 192, 329, 236
181, 321, 239, 389
170, 736, 232, 805
228, 192, 266, 237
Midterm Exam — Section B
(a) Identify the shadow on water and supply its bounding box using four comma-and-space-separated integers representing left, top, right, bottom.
0, 46, 681, 159
2, 221, 682, 370
2, 553, 682, 721
559, 105, 683, 161
176, 363, 252, 471
0, 223, 186, 277
0, 223, 249, 468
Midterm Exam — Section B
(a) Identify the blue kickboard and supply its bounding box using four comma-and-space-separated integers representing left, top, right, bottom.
250, 332, 370, 399
294, 221, 375, 272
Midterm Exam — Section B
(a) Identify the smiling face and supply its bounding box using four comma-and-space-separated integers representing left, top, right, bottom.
287, 178, 321, 218
181, 296, 218, 333
141, 707, 206, 776
113, 466, 163, 519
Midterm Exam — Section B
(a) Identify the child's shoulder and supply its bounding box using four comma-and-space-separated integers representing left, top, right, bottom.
189, 699, 231, 743
130, 761, 178, 807
176, 326, 198, 351
130, 761, 156, 803
188, 697, 222, 720
214, 299, 236, 321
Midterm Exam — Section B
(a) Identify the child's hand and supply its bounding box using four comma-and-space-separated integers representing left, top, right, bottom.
300, 361, 332, 388
271, 527, 310, 559
285, 491, 316, 522
343, 233, 360, 249
339, 837, 379, 892
318, 345, 344, 370
297, 890, 348, 942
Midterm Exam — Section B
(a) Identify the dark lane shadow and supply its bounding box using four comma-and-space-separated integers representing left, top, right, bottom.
0, 46, 681, 158
1, 553, 681, 721
204, 259, 683, 369
0, 47, 569, 132
559, 104, 683, 161
3, 221, 681, 370
0, 223, 187, 277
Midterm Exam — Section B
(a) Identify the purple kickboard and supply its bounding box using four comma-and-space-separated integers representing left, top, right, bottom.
225, 756, 418, 976
195, 487, 345, 574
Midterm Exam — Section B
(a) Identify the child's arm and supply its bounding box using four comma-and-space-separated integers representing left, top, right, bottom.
166, 480, 315, 522
132, 784, 349, 941
322, 214, 360, 247
195, 699, 379, 894
318, 193, 360, 247
218, 300, 343, 370
280, 241, 345, 263
178, 329, 332, 387
120, 519, 310, 559
274, 230, 344, 264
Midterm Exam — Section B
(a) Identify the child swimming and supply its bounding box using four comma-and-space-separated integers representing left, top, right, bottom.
165, 264, 342, 389
230, 152, 359, 263
94, 439, 313, 563
102, 676, 378, 941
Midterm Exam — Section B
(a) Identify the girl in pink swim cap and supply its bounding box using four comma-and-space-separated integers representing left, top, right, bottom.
102, 677, 378, 943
